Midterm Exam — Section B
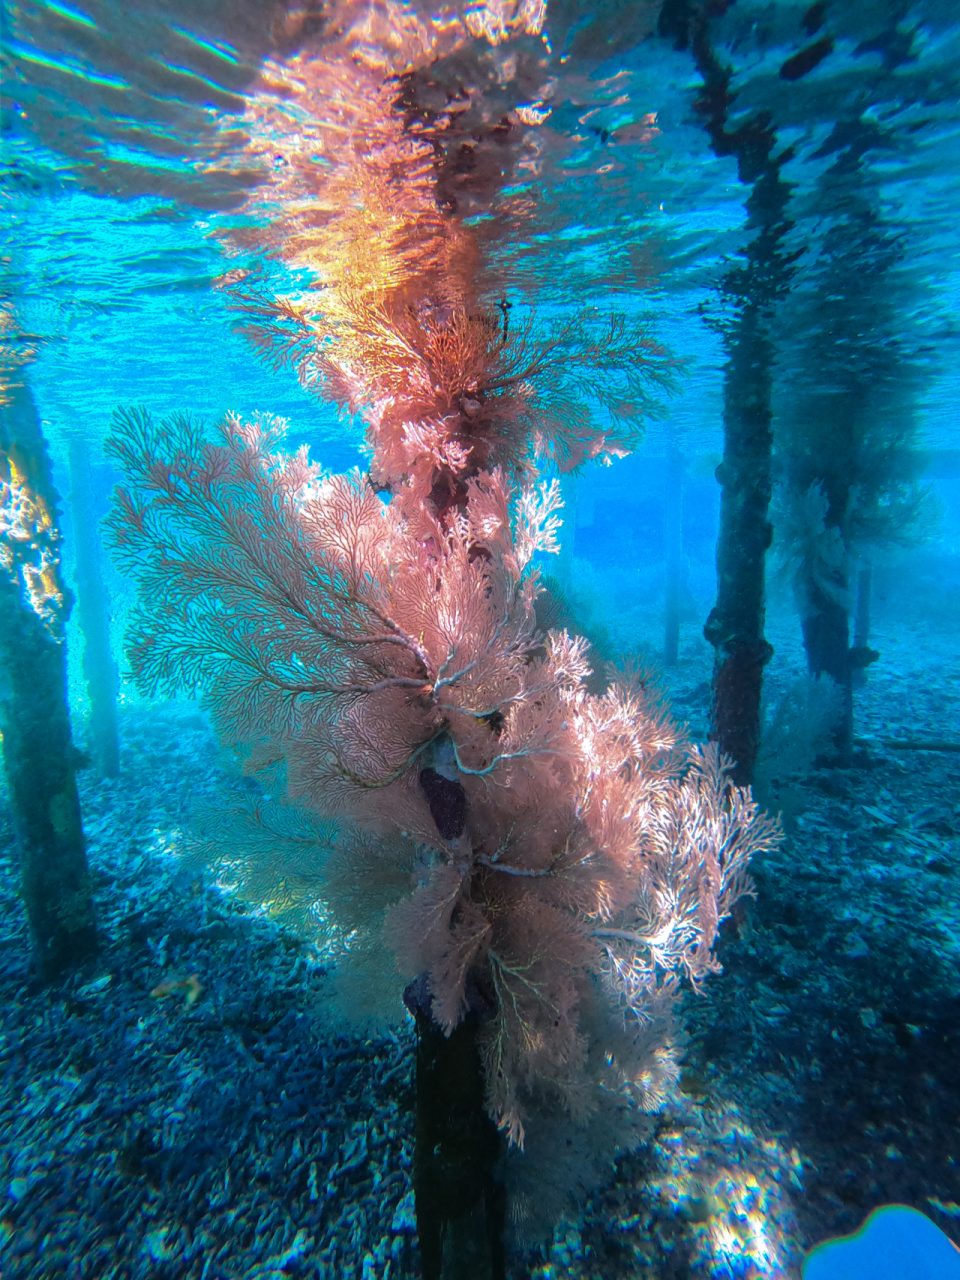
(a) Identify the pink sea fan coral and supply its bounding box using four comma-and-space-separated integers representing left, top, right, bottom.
107, 406, 779, 1147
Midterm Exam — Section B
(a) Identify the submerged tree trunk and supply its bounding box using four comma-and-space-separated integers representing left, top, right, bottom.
68, 437, 120, 777
0, 381, 98, 979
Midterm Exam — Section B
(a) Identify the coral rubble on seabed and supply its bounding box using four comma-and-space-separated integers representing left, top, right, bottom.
678, 617, 960, 1259
0, 708, 419, 1280
1, 612, 958, 1279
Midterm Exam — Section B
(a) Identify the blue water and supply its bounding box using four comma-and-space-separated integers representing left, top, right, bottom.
2, 2, 959, 1277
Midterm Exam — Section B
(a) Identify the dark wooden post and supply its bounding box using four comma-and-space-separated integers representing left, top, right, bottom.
800, 575, 854, 756
407, 980, 506, 1280
407, 760, 505, 1280
851, 559, 878, 692
659, 0, 797, 784
0, 380, 98, 979
703, 302, 776, 784
68, 436, 120, 777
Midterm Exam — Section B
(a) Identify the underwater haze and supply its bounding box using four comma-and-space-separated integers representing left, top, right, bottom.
1, 2, 959, 1278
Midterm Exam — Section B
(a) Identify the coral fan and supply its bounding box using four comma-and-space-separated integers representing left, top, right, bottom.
107, 0, 777, 1199
108, 403, 777, 1146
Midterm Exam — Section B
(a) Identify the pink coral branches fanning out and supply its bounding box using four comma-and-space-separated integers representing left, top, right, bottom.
107, 403, 779, 1147
107, 0, 778, 1154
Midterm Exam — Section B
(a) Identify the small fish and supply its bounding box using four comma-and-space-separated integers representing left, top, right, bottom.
77, 974, 113, 998
151, 973, 203, 1007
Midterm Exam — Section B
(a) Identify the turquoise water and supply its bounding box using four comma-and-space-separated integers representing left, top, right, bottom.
2, 3, 959, 1278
